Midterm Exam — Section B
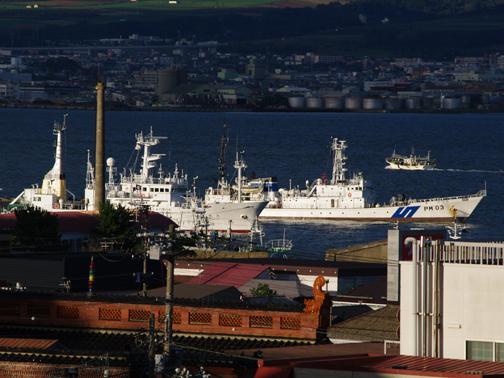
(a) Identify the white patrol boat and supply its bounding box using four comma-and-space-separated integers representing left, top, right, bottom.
9, 116, 88, 212
385, 148, 436, 170
259, 138, 485, 223
103, 128, 267, 234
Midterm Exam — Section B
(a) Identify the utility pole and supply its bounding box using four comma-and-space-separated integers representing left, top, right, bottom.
142, 205, 150, 296
148, 313, 155, 377
163, 224, 177, 365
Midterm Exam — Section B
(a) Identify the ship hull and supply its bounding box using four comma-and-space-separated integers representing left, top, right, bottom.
385, 162, 435, 171
136, 200, 268, 233
259, 194, 483, 223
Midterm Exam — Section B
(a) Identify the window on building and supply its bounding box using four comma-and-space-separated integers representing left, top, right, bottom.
467, 341, 493, 361
496, 343, 504, 362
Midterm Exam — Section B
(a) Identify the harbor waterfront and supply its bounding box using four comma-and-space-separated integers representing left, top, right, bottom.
1, 109, 503, 259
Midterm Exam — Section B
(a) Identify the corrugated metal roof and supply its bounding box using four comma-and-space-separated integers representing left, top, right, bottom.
328, 305, 400, 342
368, 355, 504, 375
0, 338, 59, 350
188, 262, 268, 289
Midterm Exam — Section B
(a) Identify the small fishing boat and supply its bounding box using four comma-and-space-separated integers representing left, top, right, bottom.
385, 147, 436, 170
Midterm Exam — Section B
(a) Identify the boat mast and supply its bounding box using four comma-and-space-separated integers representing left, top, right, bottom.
86, 149, 95, 190
234, 150, 247, 204
331, 138, 347, 184
218, 121, 228, 186
136, 128, 166, 179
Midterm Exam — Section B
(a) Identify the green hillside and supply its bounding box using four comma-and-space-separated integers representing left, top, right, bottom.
1, 0, 504, 58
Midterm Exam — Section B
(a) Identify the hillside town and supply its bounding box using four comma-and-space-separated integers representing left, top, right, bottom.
1, 30, 504, 378
1, 36, 504, 111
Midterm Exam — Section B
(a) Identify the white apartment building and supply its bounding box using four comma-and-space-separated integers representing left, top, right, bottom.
0, 82, 19, 98
400, 238, 504, 362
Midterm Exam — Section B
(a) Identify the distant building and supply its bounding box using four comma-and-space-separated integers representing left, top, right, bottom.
217, 69, 239, 80
245, 58, 267, 80
133, 69, 158, 88
0, 82, 20, 98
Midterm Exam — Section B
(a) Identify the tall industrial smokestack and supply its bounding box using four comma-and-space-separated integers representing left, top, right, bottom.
95, 79, 105, 208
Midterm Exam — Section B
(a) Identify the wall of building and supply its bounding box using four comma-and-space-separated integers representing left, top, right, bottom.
442, 264, 504, 360
0, 294, 321, 340
0, 362, 129, 378
400, 240, 504, 360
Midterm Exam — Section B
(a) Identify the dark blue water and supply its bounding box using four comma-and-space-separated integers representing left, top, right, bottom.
1, 109, 503, 259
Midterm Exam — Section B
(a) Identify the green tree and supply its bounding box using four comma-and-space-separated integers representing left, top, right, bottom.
94, 202, 136, 251
250, 283, 277, 297
12, 205, 64, 252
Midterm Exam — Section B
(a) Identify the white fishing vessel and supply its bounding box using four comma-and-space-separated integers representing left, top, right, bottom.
103, 128, 267, 234
259, 138, 485, 223
204, 123, 278, 206
10, 120, 267, 234
385, 148, 435, 170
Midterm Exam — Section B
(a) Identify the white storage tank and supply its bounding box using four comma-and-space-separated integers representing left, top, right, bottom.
325, 97, 344, 109
288, 97, 306, 108
405, 98, 420, 109
307, 97, 325, 108
345, 97, 362, 109
384, 98, 403, 109
443, 97, 462, 109
363, 98, 383, 110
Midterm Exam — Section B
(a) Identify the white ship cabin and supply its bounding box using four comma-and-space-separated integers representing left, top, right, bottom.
280, 173, 375, 210
107, 169, 190, 206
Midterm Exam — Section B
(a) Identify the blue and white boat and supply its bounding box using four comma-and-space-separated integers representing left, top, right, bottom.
259, 138, 485, 223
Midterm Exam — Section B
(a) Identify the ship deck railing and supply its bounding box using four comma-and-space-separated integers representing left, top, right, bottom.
121, 175, 187, 185
404, 189, 486, 205
265, 239, 293, 251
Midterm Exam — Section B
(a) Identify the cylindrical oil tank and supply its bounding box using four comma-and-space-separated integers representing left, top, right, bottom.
384, 98, 403, 109
325, 97, 344, 109
405, 98, 420, 109
421, 97, 434, 110
345, 97, 362, 109
461, 95, 471, 108
443, 97, 462, 109
288, 97, 306, 108
363, 98, 383, 110
307, 97, 325, 108
157, 69, 178, 95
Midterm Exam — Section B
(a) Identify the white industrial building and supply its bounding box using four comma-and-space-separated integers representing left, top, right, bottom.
400, 237, 504, 361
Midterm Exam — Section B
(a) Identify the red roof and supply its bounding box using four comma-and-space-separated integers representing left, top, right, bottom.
255, 354, 504, 378
188, 262, 268, 289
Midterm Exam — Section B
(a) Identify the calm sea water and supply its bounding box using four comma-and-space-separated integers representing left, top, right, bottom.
1, 108, 503, 259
